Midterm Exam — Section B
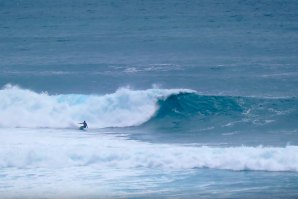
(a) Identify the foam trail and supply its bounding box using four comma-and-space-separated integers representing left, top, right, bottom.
0, 84, 194, 128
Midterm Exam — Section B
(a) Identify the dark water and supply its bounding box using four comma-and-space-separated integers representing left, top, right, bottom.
1, 0, 298, 96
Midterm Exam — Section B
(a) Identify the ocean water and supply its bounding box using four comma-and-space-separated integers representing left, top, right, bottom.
0, 0, 298, 198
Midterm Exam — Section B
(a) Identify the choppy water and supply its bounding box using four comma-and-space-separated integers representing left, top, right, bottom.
0, 0, 298, 198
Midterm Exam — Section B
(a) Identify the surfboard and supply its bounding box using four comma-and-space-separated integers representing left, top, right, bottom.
79, 126, 85, 130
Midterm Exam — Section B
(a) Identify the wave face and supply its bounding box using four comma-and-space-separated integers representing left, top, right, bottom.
143, 91, 298, 133
147, 93, 243, 124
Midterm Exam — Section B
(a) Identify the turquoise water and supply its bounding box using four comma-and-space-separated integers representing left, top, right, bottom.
0, 0, 298, 198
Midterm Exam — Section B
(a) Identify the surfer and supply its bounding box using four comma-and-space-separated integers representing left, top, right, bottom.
79, 121, 88, 129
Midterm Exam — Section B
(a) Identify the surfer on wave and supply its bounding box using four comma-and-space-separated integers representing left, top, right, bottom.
79, 121, 88, 130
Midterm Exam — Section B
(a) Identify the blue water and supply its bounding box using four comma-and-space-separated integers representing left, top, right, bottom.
0, 0, 298, 198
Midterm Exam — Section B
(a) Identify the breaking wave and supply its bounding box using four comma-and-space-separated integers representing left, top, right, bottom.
0, 84, 194, 128
0, 84, 297, 129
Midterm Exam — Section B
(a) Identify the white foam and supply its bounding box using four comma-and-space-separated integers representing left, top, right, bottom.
0, 84, 194, 128
0, 128, 297, 172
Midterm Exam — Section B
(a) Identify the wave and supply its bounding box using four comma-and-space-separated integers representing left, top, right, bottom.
1, 84, 297, 130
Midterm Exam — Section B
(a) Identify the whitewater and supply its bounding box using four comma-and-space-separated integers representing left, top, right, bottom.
0, 84, 195, 128
1, 127, 298, 172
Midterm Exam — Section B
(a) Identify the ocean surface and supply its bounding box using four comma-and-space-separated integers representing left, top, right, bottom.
1, 0, 298, 198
